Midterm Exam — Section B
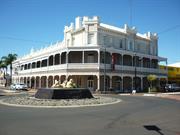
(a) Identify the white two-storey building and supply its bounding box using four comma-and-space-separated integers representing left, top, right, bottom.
12, 16, 167, 92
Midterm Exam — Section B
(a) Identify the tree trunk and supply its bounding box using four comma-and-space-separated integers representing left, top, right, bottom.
4, 67, 7, 87
10, 63, 12, 84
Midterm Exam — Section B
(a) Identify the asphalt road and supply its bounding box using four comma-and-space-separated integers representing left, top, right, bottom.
0, 94, 180, 135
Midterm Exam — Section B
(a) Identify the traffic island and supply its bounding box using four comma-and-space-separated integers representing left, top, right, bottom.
0, 93, 121, 108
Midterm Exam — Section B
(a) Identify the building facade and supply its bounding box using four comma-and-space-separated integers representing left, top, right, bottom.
12, 16, 167, 92
161, 64, 180, 85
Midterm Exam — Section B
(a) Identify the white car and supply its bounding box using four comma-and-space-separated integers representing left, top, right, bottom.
165, 84, 180, 92
10, 83, 28, 90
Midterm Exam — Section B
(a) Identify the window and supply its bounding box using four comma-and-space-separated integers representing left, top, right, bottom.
28, 63, 31, 69
42, 59, 47, 67
150, 45, 153, 55
130, 41, 133, 50
137, 44, 140, 51
32, 62, 36, 68
87, 54, 94, 63
24, 64, 27, 70
37, 61, 41, 68
21, 65, 24, 70
72, 37, 75, 46
67, 39, 70, 46
119, 39, 123, 49
88, 33, 94, 44
127, 41, 133, 51
109, 37, 113, 45
127, 41, 130, 50
103, 35, 107, 46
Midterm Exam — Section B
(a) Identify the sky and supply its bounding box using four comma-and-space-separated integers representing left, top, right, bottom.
0, 0, 180, 64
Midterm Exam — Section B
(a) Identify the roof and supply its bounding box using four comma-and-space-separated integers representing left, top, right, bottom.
100, 23, 125, 33
100, 23, 152, 40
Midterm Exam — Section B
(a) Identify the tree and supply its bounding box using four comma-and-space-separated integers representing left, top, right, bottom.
0, 60, 4, 71
0, 59, 8, 78
0, 58, 8, 86
147, 74, 157, 93
2, 54, 17, 85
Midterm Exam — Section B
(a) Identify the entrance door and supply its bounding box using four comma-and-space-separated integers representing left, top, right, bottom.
87, 80, 94, 91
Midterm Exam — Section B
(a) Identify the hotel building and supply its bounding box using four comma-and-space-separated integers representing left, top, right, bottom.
12, 16, 167, 92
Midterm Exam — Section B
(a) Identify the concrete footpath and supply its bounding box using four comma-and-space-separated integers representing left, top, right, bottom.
119, 92, 180, 101
143, 92, 180, 101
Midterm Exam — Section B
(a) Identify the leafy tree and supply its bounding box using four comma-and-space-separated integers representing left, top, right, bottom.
147, 74, 157, 93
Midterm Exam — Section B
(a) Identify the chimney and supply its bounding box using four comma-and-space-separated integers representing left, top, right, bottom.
75, 16, 82, 30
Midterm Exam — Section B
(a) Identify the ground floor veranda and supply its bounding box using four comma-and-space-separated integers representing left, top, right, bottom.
12, 73, 167, 93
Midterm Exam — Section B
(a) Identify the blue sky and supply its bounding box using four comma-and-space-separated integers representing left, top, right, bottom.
0, 0, 180, 64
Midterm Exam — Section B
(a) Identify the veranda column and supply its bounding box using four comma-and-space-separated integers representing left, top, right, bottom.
24, 77, 27, 85
109, 76, 112, 89
66, 51, 69, 64
82, 51, 84, 63
59, 75, 61, 83
158, 78, 160, 89
53, 55, 55, 66
47, 58, 49, 87
141, 77, 143, 91
96, 75, 100, 92
121, 76, 123, 92
122, 54, 124, 66
29, 77, 31, 88
52, 76, 55, 84
34, 78, 36, 88
18, 77, 20, 84
166, 59, 168, 84
132, 76, 134, 90
46, 76, 48, 88
66, 75, 69, 81
39, 77, 41, 88
47, 57, 49, 67
98, 50, 100, 66
66, 51, 69, 79
59, 53, 61, 64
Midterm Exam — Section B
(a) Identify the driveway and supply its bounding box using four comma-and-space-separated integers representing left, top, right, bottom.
0, 94, 180, 135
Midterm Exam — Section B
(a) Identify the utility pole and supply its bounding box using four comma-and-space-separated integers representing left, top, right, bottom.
104, 47, 106, 93
134, 53, 137, 91
129, 0, 133, 27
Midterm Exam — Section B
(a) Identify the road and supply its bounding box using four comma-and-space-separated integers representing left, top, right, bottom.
0, 94, 180, 135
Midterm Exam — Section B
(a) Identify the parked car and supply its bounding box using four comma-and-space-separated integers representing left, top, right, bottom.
10, 84, 16, 90
10, 83, 28, 90
165, 84, 180, 92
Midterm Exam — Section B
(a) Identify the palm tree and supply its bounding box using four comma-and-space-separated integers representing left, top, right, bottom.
0, 60, 3, 71
0, 58, 8, 86
2, 53, 17, 85
147, 74, 157, 93
0, 59, 7, 77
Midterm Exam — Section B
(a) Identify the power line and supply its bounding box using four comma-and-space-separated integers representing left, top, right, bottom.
0, 35, 50, 44
129, 0, 133, 27
158, 24, 180, 35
